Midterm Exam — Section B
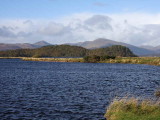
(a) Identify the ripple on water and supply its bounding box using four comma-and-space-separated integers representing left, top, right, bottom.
0, 59, 160, 120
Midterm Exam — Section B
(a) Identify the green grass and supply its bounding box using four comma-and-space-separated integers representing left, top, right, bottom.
105, 98, 160, 120
103, 57, 160, 66
21, 57, 160, 66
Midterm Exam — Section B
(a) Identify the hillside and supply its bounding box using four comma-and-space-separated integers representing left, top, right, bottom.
1, 38, 159, 56
34, 45, 88, 57
0, 45, 136, 57
71, 38, 155, 56
140, 45, 155, 50
0, 45, 88, 57
0, 44, 21, 51
0, 41, 51, 51
33, 41, 51, 47
154, 45, 160, 52
87, 45, 136, 57
141, 45, 160, 52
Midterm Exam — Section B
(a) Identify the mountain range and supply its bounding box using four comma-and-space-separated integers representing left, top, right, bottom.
0, 38, 160, 56
0, 41, 51, 51
140, 45, 160, 52
69, 38, 160, 56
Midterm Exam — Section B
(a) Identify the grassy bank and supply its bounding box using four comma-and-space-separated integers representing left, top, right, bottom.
21, 57, 160, 66
103, 57, 160, 66
105, 98, 160, 120
21, 57, 84, 62
84, 56, 160, 66
0, 57, 160, 66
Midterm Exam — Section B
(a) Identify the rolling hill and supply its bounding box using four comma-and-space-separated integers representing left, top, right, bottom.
1, 38, 160, 56
71, 38, 156, 56
88, 45, 136, 57
153, 45, 160, 52
140, 45, 160, 56
0, 45, 136, 57
141, 45, 160, 51
33, 41, 51, 47
0, 41, 51, 51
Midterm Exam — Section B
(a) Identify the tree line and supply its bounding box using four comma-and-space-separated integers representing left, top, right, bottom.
0, 45, 137, 58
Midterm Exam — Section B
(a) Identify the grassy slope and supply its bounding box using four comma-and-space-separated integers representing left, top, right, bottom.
105, 98, 160, 120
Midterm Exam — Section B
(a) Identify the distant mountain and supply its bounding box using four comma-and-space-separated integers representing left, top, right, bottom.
0, 44, 21, 51
1, 38, 159, 56
34, 41, 51, 47
140, 45, 155, 50
70, 38, 156, 56
0, 41, 51, 51
14, 43, 37, 49
154, 45, 160, 51
140, 45, 160, 53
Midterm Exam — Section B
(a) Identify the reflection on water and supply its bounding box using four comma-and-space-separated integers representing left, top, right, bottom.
0, 59, 160, 120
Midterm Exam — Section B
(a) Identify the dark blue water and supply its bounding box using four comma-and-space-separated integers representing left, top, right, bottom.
0, 59, 160, 120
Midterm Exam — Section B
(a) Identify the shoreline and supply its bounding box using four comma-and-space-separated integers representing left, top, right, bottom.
0, 57, 160, 66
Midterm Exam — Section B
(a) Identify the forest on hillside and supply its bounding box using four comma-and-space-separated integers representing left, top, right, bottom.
0, 45, 137, 57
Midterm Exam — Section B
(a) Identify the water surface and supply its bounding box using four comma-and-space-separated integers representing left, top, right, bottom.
0, 59, 160, 120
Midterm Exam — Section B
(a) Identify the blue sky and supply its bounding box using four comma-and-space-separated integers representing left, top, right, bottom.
0, 0, 160, 46
0, 0, 159, 19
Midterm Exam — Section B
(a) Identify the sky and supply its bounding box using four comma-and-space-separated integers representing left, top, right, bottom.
0, 0, 160, 46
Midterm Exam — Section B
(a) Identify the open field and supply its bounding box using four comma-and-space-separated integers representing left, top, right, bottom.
104, 97, 160, 120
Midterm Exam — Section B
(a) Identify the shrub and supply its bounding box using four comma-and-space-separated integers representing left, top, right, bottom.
83, 55, 115, 63
83, 55, 100, 63
100, 55, 116, 61
155, 90, 160, 97
32, 54, 41, 58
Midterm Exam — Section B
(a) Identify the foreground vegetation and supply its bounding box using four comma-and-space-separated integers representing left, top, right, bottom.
105, 98, 160, 120
103, 57, 160, 66
83, 56, 160, 66
21, 57, 83, 62
83, 55, 116, 63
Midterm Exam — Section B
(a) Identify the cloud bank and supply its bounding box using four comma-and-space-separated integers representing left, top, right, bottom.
0, 13, 160, 46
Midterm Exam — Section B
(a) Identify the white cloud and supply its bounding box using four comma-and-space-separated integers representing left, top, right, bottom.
0, 13, 160, 46
0, 26, 16, 38
38, 22, 70, 36
84, 15, 113, 30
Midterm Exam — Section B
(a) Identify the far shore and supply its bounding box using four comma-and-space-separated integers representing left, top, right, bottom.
0, 57, 160, 66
